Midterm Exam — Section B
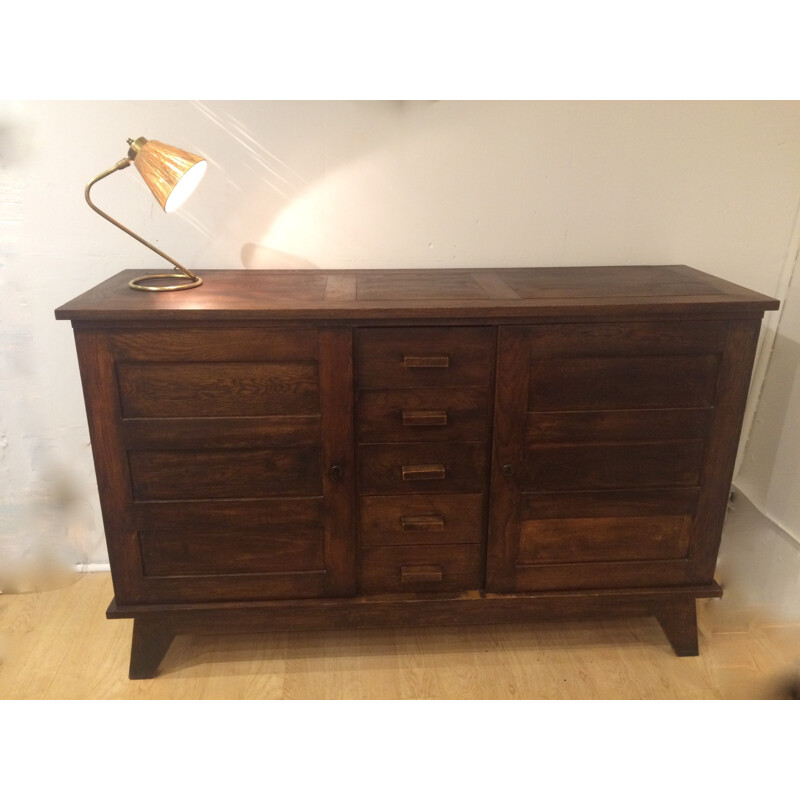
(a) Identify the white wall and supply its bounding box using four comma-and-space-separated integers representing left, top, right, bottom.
2, 100, 800, 586
737, 247, 800, 541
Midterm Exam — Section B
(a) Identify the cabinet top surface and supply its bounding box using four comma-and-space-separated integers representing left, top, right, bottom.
54, 265, 779, 322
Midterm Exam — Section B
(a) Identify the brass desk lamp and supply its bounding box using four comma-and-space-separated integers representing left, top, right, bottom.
85, 137, 207, 291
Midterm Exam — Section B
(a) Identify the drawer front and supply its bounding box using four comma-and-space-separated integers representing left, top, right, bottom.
357, 387, 490, 443
358, 443, 487, 495
360, 494, 484, 546
359, 545, 483, 594
357, 327, 494, 388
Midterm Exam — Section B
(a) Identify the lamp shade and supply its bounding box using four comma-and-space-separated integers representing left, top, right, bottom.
128, 137, 207, 213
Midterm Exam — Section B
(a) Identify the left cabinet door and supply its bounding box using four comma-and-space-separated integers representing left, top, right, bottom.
74, 325, 356, 605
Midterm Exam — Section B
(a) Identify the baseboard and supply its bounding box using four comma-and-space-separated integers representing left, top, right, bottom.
75, 563, 111, 573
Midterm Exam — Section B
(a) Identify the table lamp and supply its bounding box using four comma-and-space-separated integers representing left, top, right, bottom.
85, 137, 207, 291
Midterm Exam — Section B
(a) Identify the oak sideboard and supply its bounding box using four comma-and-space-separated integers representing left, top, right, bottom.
56, 265, 779, 678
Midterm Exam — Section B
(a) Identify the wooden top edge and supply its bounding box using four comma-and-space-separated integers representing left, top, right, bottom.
55, 266, 780, 321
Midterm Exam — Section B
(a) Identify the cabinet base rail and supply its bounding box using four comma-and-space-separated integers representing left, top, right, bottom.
108, 582, 722, 679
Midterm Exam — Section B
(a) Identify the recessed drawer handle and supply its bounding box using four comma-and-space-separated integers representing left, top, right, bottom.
402, 409, 448, 427
401, 565, 443, 583
400, 515, 445, 532
403, 355, 450, 369
401, 464, 446, 481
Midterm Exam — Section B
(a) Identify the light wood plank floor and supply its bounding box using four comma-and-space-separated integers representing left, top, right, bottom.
1, 572, 799, 699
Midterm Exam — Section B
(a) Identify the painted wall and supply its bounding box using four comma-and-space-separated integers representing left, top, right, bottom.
737, 245, 800, 541
2, 100, 800, 589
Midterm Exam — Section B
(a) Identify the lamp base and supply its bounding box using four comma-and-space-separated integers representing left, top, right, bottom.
128, 273, 203, 292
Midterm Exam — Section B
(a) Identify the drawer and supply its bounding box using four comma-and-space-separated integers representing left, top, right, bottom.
357, 387, 490, 443
359, 544, 483, 594
359, 494, 484, 546
357, 327, 494, 388
358, 442, 487, 495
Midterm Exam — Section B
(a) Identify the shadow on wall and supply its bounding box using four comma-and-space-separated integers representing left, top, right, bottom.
240, 243, 318, 270
0, 103, 34, 164
738, 328, 800, 534
712, 490, 800, 625
0, 464, 98, 594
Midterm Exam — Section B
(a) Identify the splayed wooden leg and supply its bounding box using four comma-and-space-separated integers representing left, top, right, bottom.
655, 598, 699, 657
129, 618, 175, 679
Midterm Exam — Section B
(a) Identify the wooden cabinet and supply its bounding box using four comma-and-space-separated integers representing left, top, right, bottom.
56, 265, 778, 678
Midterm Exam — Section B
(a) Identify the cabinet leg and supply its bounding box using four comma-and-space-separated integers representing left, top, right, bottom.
655, 598, 699, 657
129, 619, 175, 679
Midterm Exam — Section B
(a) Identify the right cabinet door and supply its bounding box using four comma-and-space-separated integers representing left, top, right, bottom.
486, 317, 761, 593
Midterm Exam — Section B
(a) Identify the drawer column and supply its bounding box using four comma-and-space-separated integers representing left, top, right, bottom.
355, 326, 495, 594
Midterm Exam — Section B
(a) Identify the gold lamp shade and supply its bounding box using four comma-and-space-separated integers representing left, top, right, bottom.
127, 137, 208, 213
85, 136, 208, 291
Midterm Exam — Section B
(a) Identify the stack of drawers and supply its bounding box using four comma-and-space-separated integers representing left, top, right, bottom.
355, 326, 495, 593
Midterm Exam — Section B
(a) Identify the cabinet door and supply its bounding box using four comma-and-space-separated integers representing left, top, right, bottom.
75, 325, 355, 605
486, 318, 760, 593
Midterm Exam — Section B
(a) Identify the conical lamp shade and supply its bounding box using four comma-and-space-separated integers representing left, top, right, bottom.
131, 139, 207, 213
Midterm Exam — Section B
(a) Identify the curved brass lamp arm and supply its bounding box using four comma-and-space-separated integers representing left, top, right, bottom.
85, 159, 202, 289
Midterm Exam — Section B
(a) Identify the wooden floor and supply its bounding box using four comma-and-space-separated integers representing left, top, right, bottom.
1, 572, 799, 699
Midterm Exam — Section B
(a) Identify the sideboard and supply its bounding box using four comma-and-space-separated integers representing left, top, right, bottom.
55, 265, 779, 678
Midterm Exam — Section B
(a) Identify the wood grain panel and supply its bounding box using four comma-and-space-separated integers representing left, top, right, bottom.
318, 326, 357, 597
357, 327, 494, 388
500, 265, 728, 299
529, 355, 719, 411
138, 572, 327, 603
525, 319, 730, 356
358, 443, 487, 495
356, 272, 490, 300
517, 515, 692, 564
129, 448, 321, 500
521, 488, 701, 520
357, 387, 489, 442
122, 415, 321, 450
359, 493, 484, 546
109, 327, 319, 361
526, 408, 713, 443
485, 326, 530, 592
73, 329, 141, 604
511, 559, 692, 591
139, 523, 324, 577
117, 361, 319, 418
359, 544, 483, 594
521, 440, 705, 491
132, 497, 323, 531
689, 318, 764, 582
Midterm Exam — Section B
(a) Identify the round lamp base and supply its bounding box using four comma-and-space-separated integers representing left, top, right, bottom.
128, 273, 203, 292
